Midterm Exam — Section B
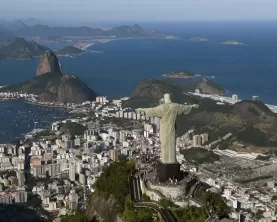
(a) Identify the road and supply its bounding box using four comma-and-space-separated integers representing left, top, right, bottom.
189, 181, 219, 222
129, 173, 220, 222
129, 175, 176, 222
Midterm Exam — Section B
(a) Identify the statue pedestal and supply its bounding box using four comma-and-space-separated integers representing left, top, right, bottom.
156, 160, 183, 182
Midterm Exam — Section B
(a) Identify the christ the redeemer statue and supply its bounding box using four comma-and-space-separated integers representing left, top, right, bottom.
136, 94, 198, 164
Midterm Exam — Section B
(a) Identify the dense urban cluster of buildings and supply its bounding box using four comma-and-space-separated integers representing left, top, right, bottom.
0, 94, 276, 221
191, 90, 266, 108
0, 95, 162, 220
0, 92, 38, 100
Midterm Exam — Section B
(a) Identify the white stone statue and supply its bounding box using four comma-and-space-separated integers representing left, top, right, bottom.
136, 93, 198, 164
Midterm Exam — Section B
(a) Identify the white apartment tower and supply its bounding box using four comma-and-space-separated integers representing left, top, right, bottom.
69, 162, 76, 182
96, 96, 108, 104
193, 135, 202, 147
232, 94, 238, 103
16, 170, 25, 187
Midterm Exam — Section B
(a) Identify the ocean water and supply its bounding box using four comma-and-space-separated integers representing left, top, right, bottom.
0, 100, 69, 143
0, 21, 277, 142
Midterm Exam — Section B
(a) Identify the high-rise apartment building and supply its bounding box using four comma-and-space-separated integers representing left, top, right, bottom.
109, 149, 119, 162
69, 162, 76, 182
193, 135, 202, 147
16, 170, 25, 187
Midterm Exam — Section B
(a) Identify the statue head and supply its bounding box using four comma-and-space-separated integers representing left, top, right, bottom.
164, 93, 172, 104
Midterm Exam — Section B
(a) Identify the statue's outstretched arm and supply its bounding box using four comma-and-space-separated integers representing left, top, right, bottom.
178, 104, 199, 115
135, 106, 163, 118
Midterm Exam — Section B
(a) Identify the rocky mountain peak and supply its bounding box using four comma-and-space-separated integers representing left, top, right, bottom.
36, 51, 63, 76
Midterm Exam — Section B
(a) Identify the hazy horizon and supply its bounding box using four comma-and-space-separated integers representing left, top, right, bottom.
0, 0, 276, 26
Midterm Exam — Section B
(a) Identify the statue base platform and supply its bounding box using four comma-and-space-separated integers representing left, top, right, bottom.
156, 160, 183, 182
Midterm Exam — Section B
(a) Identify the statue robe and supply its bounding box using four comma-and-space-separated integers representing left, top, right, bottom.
143, 103, 192, 164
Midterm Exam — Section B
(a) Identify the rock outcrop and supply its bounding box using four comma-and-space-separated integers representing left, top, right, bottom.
1, 52, 96, 103
86, 194, 118, 222
36, 51, 63, 76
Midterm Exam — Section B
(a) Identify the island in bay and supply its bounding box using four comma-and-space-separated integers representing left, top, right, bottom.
163, 70, 201, 79
190, 37, 208, 41
222, 40, 243, 45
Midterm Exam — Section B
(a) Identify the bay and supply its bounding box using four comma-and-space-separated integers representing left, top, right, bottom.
0, 100, 69, 143
0, 21, 277, 142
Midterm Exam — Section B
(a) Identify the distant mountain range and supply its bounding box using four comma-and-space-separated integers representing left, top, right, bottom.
0, 19, 174, 38
0, 38, 100, 60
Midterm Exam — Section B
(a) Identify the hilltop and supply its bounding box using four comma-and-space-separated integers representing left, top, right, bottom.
194, 78, 225, 95
0, 37, 48, 60
36, 51, 63, 76
55, 46, 84, 56
123, 78, 198, 108
0, 51, 97, 103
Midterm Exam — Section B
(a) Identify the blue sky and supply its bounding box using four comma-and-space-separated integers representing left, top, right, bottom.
1, 0, 276, 22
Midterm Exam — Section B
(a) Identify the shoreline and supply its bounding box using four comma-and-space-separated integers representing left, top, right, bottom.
1, 91, 277, 146
2, 91, 277, 113
0, 98, 84, 111
0, 99, 72, 144
187, 92, 277, 113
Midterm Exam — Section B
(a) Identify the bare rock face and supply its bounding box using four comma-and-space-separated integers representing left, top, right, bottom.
2, 51, 96, 103
36, 51, 63, 76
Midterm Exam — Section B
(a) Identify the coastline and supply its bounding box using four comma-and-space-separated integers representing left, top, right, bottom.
0, 99, 71, 144
1, 89, 277, 144
186, 92, 277, 113
24, 100, 88, 113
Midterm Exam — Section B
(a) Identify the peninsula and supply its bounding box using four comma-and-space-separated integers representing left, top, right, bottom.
163, 70, 201, 79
